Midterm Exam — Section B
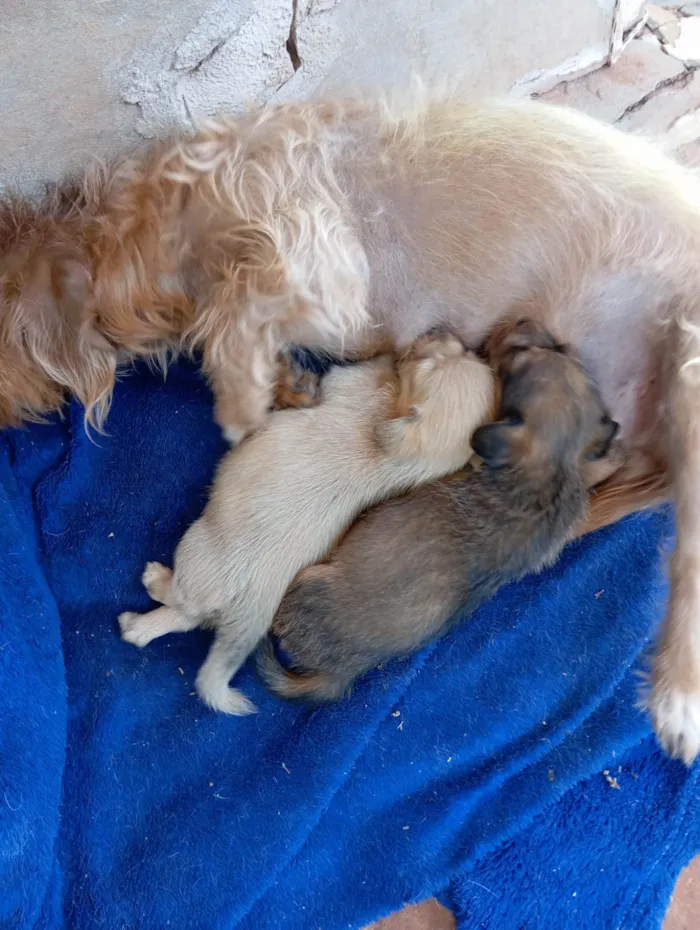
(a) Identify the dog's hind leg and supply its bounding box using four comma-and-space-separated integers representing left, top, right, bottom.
647, 315, 700, 764
119, 606, 199, 648
580, 451, 671, 536
195, 617, 268, 716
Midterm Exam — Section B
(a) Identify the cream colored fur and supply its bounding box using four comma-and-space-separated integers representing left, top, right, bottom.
118, 335, 494, 714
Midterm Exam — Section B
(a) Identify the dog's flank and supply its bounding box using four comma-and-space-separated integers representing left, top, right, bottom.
119, 334, 494, 714
261, 321, 619, 703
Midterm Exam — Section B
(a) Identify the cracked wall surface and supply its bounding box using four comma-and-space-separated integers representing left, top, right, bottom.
1, 0, 633, 193
540, 5, 700, 162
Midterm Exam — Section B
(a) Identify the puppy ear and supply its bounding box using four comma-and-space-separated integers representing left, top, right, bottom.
471, 422, 520, 468
375, 408, 419, 458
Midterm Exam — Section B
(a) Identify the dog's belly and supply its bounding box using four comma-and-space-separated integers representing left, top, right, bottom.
350, 162, 673, 445
370, 263, 664, 445
564, 271, 666, 444
579, 329, 661, 445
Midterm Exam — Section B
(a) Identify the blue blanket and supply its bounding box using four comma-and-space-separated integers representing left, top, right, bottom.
0, 358, 697, 930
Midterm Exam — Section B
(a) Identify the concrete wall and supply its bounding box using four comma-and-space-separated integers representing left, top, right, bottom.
0, 0, 644, 194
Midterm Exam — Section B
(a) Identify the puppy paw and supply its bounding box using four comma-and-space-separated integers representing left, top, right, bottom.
274, 358, 322, 410
647, 685, 700, 765
195, 678, 257, 716
119, 611, 153, 648
142, 561, 172, 602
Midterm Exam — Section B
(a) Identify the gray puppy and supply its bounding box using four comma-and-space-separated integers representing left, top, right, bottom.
259, 319, 620, 702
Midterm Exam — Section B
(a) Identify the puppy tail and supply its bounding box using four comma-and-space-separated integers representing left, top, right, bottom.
256, 639, 348, 703
582, 465, 672, 535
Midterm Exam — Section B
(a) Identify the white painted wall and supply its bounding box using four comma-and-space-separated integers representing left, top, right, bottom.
0, 0, 643, 193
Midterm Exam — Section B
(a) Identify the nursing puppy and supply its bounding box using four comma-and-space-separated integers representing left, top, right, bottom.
260, 320, 619, 702
118, 332, 494, 714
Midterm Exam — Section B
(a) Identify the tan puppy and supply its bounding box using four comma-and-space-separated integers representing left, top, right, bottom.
118, 333, 494, 715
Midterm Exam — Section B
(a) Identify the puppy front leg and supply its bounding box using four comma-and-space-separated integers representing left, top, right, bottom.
649, 319, 700, 764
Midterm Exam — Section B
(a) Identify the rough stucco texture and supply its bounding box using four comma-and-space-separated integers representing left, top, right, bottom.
0, 0, 619, 193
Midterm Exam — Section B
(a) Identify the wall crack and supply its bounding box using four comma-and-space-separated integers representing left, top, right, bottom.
614, 67, 694, 121
176, 37, 228, 75
286, 0, 302, 72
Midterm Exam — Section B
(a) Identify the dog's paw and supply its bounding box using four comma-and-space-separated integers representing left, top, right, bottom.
215, 406, 260, 445
214, 391, 269, 445
118, 611, 153, 648
195, 677, 257, 716
142, 561, 172, 602
648, 685, 700, 765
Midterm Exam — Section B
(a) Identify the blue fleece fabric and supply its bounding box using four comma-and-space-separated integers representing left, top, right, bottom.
0, 358, 697, 930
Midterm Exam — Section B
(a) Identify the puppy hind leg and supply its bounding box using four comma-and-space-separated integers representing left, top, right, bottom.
195, 617, 268, 716
119, 606, 199, 648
